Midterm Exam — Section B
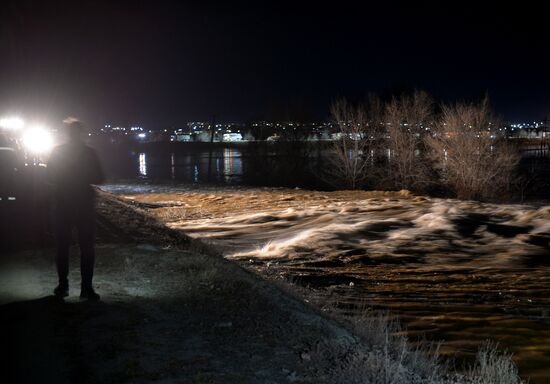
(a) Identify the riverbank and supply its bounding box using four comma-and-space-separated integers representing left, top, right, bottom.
0, 189, 529, 383
102, 184, 550, 383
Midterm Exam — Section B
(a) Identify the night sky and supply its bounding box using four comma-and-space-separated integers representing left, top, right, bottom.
0, 0, 548, 129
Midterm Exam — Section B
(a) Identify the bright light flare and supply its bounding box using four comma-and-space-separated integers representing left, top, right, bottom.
22, 126, 54, 154
0, 117, 25, 131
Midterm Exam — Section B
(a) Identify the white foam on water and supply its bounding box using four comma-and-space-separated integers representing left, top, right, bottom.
147, 188, 549, 269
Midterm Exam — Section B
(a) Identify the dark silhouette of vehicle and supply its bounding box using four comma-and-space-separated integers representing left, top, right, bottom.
0, 137, 21, 204
0, 134, 25, 249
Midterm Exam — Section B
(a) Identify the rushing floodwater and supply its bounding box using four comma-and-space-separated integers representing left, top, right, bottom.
101, 185, 550, 383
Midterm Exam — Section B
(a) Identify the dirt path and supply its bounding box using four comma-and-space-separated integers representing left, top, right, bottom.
0, 193, 355, 383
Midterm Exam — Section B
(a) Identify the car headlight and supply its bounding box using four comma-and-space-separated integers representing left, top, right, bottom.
22, 126, 53, 154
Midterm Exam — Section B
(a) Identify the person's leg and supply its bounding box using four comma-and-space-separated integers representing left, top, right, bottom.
77, 201, 99, 300
55, 207, 71, 296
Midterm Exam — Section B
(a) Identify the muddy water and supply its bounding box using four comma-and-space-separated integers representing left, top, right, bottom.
103, 185, 550, 383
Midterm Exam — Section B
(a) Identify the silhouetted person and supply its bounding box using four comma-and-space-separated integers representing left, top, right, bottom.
47, 119, 104, 300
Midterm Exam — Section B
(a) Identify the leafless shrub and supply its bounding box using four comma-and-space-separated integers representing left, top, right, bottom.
425, 97, 520, 201
324, 97, 383, 189
384, 90, 435, 191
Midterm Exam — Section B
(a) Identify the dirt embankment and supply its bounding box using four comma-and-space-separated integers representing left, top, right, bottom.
0, 191, 356, 383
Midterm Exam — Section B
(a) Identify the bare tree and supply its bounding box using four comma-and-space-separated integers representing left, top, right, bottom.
425, 97, 520, 200
384, 90, 434, 191
325, 98, 382, 189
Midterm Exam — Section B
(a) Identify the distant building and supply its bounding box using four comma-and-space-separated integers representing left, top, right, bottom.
175, 129, 192, 142
222, 132, 243, 142
510, 121, 546, 139
266, 134, 281, 141
517, 129, 545, 139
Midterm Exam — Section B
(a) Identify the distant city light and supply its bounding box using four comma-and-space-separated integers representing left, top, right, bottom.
69, 118, 546, 144
0, 116, 25, 131
22, 126, 53, 154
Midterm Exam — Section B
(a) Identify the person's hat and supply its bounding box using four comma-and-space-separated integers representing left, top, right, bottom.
62, 116, 84, 130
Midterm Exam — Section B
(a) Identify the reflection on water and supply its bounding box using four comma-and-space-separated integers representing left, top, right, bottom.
223, 147, 242, 181
131, 147, 245, 184
99, 143, 548, 193
138, 153, 147, 177
170, 153, 175, 180
523, 145, 549, 157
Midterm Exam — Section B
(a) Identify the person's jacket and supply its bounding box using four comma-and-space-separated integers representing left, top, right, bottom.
47, 142, 104, 204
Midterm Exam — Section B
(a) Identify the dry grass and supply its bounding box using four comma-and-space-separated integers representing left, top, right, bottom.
309, 309, 525, 384
469, 341, 524, 384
